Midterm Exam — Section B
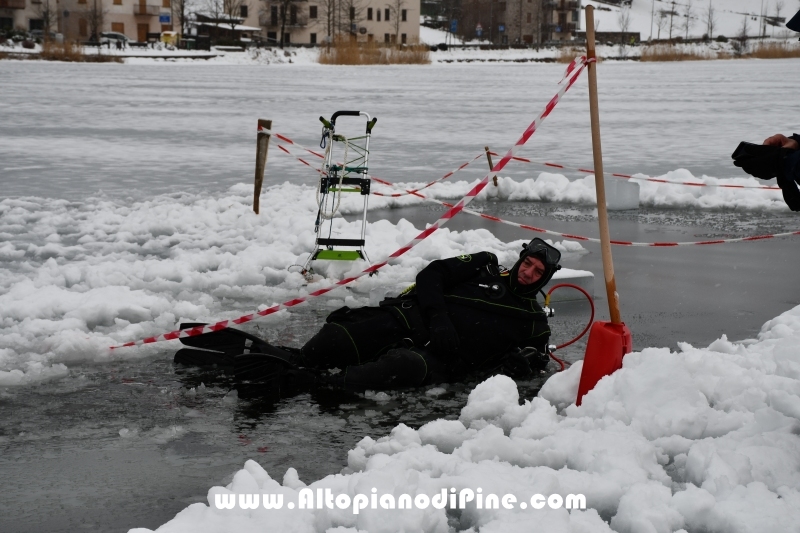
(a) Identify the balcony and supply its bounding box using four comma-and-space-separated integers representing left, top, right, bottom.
0, 0, 26, 9
133, 4, 161, 16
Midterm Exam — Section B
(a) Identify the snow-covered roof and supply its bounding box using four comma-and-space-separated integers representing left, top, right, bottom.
195, 22, 262, 32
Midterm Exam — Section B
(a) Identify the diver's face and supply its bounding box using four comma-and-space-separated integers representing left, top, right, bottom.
517, 256, 546, 286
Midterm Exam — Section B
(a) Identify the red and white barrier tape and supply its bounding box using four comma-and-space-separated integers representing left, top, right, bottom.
109, 56, 591, 349
266, 128, 487, 197
370, 176, 800, 246
273, 130, 800, 247
489, 153, 782, 191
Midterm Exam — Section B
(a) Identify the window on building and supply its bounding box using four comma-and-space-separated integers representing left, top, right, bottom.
310, 6, 317, 19
401, 9, 406, 22
384, 9, 389, 21
290, 4, 297, 24
283, 32, 290, 43
526, 12, 531, 23
78, 0, 86, 4
267, 31, 277, 43
572, 9, 579, 22
367, 8, 372, 20
240, 5, 247, 17
377, 10, 380, 21
79, 18, 88, 36
384, 33, 389, 42
111, 22, 125, 34
499, 2, 505, 12
401, 33, 406, 43
310, 32, 316, 43
163, 0, 171, 8
29, 19, 44, 31
349, 6, 354, 19
113, 0, 122, 5
271, 6, 278, 25
161, 24, 173, 31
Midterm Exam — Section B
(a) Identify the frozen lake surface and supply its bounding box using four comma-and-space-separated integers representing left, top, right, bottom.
2, 59, 798, 200
1, 58, 800, 532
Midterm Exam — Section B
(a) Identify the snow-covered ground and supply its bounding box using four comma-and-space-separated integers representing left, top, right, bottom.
583, 0, 799, 41
130, 304, 800, 532
1, 47, 800, 532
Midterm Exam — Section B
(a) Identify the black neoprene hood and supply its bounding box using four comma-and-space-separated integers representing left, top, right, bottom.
508, 238, 562, 296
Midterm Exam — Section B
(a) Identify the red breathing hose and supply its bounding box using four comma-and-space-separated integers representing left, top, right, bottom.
545, 283, 595, 371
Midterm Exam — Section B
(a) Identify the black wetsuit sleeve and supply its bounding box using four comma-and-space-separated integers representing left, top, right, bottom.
779, 145, 800, 211
415, 252, 499, 319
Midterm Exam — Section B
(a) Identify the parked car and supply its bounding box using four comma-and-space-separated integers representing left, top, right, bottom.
99, 32, 130, 47
29, 29, 61, 41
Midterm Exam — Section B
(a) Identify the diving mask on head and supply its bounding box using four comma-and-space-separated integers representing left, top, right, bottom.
509, 238, 562, 296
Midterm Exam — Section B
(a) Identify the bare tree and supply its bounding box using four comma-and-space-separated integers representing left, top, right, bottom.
772, 0, 784, 37
336, 0, 365, 36
656, 10, 668, 39
682, 0, 693, 38
704, 0, 716, 39
617, 5, 631, 33
205, 0, 226, 36
733, 14, 749, 56
81, 0, 107, 41
223, 0, 246, 36
387, 0, 406, 44
617, 5, 631, 54
266, 0, 308, 47
35, 0, 57, 40
668, 0, 678, 39
314, 0, 337, 43
172, 0, 194, 37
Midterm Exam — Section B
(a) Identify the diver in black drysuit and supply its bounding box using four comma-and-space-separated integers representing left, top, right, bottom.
177, 238, 562, 391
291, 238, 561, 390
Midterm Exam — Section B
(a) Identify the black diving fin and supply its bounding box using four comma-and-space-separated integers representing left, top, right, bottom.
174, 323, 273, 368
173, 323, 309, 374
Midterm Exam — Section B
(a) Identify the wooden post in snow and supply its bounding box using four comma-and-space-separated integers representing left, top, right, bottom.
253, 119, 272, 214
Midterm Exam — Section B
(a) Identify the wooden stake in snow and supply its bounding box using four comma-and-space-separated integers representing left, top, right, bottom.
253, 119, 272, 214
485, 145, 498, 186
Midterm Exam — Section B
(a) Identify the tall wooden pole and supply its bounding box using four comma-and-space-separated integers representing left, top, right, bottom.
585, 6, 622, 324
253, 119, 272, 214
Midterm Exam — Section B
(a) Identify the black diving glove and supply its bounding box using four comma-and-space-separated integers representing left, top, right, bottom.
732, 142, 793, 180
427, 312, 460, 358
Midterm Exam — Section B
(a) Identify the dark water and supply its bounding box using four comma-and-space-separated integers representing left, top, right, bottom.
2, 200, 799, 533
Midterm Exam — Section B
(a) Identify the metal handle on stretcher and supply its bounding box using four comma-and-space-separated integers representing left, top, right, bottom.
320, 111, 377, 134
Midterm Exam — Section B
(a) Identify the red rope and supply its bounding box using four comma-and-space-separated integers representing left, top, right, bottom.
546, 283, 595, 371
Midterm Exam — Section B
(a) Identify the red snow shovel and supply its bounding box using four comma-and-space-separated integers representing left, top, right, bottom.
576, 6, 633, 406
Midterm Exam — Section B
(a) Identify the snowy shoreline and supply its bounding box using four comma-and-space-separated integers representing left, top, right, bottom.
129, 302, 800, 532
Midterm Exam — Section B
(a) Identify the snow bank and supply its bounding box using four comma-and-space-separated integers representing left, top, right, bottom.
131, 304, 800, 533
0, 181, 588, 385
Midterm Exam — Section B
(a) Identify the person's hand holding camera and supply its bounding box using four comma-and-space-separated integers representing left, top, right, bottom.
764, 134, 800, 151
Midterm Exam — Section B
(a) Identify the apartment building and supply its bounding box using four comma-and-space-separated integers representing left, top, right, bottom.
260, 0, 420, 45
2, 0, 420, 45
541, 0, 580, 42
1, 0, 49, 32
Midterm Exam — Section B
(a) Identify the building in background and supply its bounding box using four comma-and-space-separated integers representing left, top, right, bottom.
2, 0, 422, 45
259, 0, 420, 46
424, 0, 580, 45
1, 0, 59, 34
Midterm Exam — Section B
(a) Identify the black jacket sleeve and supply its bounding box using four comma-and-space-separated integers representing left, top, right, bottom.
779, 141, 800, 211
415, 252, 499, 320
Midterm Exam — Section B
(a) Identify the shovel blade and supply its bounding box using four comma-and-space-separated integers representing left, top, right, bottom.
576, 321, 632, 406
